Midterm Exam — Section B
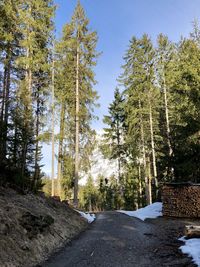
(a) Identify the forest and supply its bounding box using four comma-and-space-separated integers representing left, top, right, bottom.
0, 0, 200, 211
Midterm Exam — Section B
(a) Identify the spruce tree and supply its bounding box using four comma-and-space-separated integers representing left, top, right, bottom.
172, 35, 200, 181
55, 1, 99, 205
102, 88, 126, 207
156, 34, 177, 181
0, 0, 21, 171
16, 0, 54, 190
120, 35, 159, 205
0, 0, 54, 190
103, 88, 126, 180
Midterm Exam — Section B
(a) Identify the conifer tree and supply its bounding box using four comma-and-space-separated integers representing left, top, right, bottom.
156, 34, 176, 180
120, 35, 159, 205
55, 1, 98, 205
0, 0, 21, 169
172, 34, 200, 181
0, 0, 54, 190
16, 0, 54, 190
103, 88, 126, 184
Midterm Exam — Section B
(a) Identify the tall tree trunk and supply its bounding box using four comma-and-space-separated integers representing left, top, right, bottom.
0, 66, 7, 163
149, 97, 158, 186
3, 50, 11, 157
57, 102, 65, 198
13, 118, 18, 167
117, 151, 121, 183
163, 75, 174, 179
146, 156, 152, 205
89, 195, 92, 212
74, 44, 80, 207
0, 44, 11, 162
117, 119, 123, 205
0, 65, 7, 123
163, 76, 173, 157
21, 141, 28, 190
33, 94, 40, 191
138, 163, 142, 208
51, 51, 55, 197
21, 12, 33, 182
117, 119, 121, 182
21, 58, 32, 182
139, 99, 149, 204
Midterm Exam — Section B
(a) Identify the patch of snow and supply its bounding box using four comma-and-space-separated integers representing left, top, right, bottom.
179, 237, 200, 266
76, 210, 96, 223
117, 202, 162, 221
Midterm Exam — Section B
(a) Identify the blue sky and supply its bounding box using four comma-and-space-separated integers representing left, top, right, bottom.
42, 0, 199, 175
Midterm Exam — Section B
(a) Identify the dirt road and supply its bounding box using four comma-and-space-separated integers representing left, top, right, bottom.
42, 212, 197, 267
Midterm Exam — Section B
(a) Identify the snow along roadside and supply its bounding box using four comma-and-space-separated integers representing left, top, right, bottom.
117, 202, 162, 221
179, 237, 200, 267
75, 210, 96, 223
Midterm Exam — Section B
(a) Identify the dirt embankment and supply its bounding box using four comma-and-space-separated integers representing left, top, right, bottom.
0, 187, 88, 267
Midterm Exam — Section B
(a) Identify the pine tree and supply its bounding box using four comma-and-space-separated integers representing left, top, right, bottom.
56, 1, 99, 205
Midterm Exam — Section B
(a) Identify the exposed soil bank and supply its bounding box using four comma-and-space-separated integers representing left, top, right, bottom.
0, 187, 88, 267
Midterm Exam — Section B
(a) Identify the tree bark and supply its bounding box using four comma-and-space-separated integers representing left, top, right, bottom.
74, 44, 80, 207
162, 74, 174, 179
21, 141, 28, 190
0, 64, 7, 123
116, 119, 121, 183
146, 156, 152, 205
21, 8, 33, 183
51, 50, 55, 197
149, 96, 158, 188
0, 43, 11, 162
163, 75, 173, 158
33, 94, 40, 191
3, 49, 11, 156
57, 102, 65, 198
138, 164, 142, 208
139, 99, 149, 204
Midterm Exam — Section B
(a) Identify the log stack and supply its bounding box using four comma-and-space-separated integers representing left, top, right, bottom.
162, 183, 200, 218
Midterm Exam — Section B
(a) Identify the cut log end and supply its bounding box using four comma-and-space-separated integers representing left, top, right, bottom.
184, 225, 200, 239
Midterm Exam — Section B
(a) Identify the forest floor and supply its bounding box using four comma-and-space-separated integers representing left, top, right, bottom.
0, 187, 88, 267
42, 211, 199, 267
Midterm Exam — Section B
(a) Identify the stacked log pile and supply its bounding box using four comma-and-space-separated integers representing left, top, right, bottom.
162, 183, 200, 218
